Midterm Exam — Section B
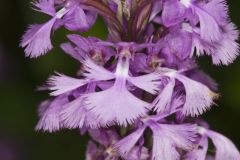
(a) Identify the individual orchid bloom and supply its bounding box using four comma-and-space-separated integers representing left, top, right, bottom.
161, 0, 239, 66
20, 0, 97, 58
47, 42, 161, 127
83, 46, 161, 127
162, 0, 222, 42
152, 67, 218, 116
180, 0, 240, 65
114, 119, 197, 160
20, 7, 67, 58
181, 22, 240, 65
86, 128, 150, 160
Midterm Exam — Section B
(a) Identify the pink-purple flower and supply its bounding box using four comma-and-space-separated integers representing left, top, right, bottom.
21, 0, 240, 159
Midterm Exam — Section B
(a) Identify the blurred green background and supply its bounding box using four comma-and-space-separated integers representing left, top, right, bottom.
0, 1, 239, 160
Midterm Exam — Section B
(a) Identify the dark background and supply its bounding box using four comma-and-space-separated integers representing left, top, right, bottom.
0, 1, 239, 160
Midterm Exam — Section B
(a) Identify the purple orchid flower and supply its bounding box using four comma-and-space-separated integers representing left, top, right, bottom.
21, 0, 240, 159
20, 0, 97, 58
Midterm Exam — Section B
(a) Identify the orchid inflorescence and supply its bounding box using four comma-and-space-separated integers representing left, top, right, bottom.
21, 0, 240, 159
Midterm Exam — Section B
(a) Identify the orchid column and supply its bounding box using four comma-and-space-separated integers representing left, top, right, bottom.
21, 0, 240, 159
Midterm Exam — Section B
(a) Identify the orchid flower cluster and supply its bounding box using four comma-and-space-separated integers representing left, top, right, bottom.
21, 0, 240, 159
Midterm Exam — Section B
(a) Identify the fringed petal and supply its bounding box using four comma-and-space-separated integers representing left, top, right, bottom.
212, 23, 239, 65
194, 6, 221, 42
20, 18, 56, 58
204, 0, 229, 25
191, 34, 214, 57
175, 74, 217, 116
152, 130, 179, 160
84, 79, 148, 126
35, 95, 68, 132
150, 123, 197, 160
81, 56, 115, 81
162, 124, 197, 149
128, 72, 161, 95
114, 127, 146, 158
32, 0, 56, 16
152, 79, 175, 113
47, 73, 88, 96
60, 97, 87, 129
